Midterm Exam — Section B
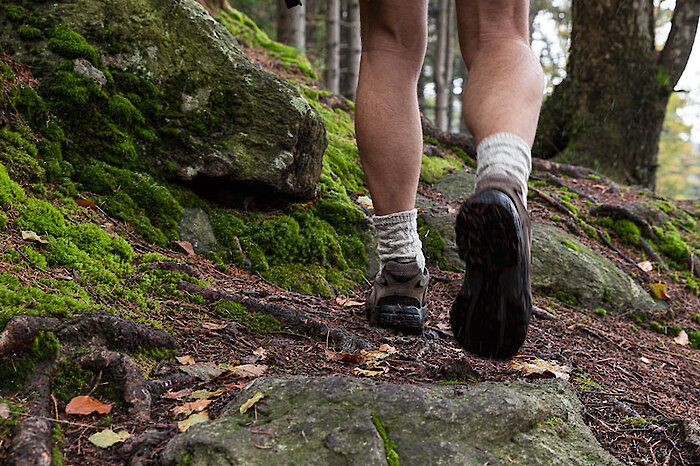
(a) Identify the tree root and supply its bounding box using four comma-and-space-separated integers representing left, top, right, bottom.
589, 204, 657, 239
531, 158, 620, 194
529, 173, 597, 202
147, 373, 197, 397
2, 310, 181, 464
178, 281, 371, 352
0, 316, 60, 356
8, 359, 57, 466
76, 349, 152, 421
117, 425, 175, 466
55, 310, 179, 352
639, 238, 671, 275
147, 261, 203, 280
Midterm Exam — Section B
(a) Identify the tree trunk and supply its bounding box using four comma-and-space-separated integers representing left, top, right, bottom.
535, 0, 699, 189
434, 0, 453, 131
277, 1, 306, 50
325, 0, 341, 94
341, 0, 361, 100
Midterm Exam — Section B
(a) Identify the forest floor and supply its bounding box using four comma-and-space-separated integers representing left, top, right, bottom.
2, 173, 699, 465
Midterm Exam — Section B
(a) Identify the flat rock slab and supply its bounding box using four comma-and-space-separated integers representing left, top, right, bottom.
161, 375, 620, 465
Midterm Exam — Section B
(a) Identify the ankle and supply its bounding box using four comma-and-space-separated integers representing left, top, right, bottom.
372, 209, 426, 272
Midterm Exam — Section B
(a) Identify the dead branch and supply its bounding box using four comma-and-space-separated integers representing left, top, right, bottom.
77, 349, 151, 421
147, 261, 203, 280
532, 158, 620, 194
529, 173, 597, 202
177, 281, 371, 352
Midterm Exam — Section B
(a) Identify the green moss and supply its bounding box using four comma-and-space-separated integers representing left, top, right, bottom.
108, 94, 146, 127
691, 313, 700, 324
18, 24, 42, 40
420, 155, 463, 183
418, 217, 444, 265
550, 215, 561, 222
262, 263, 361, 298
623, 416, 650, 428
0, 163, 26, 206
653, 223, 690, 266
51, 423, 66, 466
0, 399, 27, 436
214, 300, 281, 334
602, 289, 612, 303
0, 129, 44, 183
371, 414, 399, 466
47, 25, 99, 65
687, 329, 700, 349
0, 211, 8, 230
30, 331, 60, 361
53, 360, 124, 406
0, 331, 59, 392
562, 239, 578, 251
649, 321, 664, 334
552, 291, 577, 306
593, 308, 608, 316
613, 220, 640, 246
451, 147, 476, 169
4, 4, 27, 23
595, 218, 614, 228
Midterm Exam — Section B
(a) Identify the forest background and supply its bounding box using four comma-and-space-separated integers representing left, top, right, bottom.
232, 0, 700, 200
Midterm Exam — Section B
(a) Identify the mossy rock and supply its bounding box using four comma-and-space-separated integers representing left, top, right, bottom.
0, 0, 327, 200
532, 223, 660, 312
161, 375, 620, 465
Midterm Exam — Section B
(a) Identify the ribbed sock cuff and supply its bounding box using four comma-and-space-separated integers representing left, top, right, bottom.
476, 132, 531, 205
372, 209, 425, 272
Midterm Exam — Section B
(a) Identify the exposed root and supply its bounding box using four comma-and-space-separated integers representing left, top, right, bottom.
8, 359, 57, 466
56, 310, 179, 352
147, 373, 197, 397
531, 158, 620, 194
0, 316, 60, 356
117, 425, 175, 466
76, 349, 152, 421
639, 238, 671, 275
178, 281, 371, 352
147, 261, 203, 280
589, 204, 656, 239
529, 173, 597, 202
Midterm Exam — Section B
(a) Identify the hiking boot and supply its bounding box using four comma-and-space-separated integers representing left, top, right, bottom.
367, 260, 429, 334
450, 174, 532, 359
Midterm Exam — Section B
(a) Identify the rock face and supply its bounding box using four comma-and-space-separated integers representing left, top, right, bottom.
161, 375, 620, 465
531, 223, 658, 311
177, 208, 218, 253
2, 0, 327, 199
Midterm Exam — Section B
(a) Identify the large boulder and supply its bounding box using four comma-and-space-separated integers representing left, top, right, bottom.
161, 375, 620, 465
0, 0, 326, 199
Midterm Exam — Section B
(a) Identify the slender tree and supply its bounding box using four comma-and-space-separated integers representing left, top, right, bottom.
535, 0, 699, 188
434, 0, 454, 130
340, 0, 361, 100
277, 1, 306, 50
325, 0, 341, 94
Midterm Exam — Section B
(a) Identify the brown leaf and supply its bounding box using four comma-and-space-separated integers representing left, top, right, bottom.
229, 364, 267, 378
202, 322, 227, 330
75, 198, 98, 210
252, 347, 267, 359
163, 388, 193, 400
636, 260, 653, 272
673, 330, 689, 346
336, 296, 364, 307
21, 230, 48, 244
360, 345, 397, 364
175, 240, 196, 256
352, 366, 388, 377
509, 359, 570, 381
178, 412, 209, 432
172, 399, 213, 417
65, 396, 112, 415
176, 355, 196, 365
325, 350, 362, 364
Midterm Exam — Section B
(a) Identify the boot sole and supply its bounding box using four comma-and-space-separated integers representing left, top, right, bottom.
372, 304, 427, 335
451, 190, 531, 359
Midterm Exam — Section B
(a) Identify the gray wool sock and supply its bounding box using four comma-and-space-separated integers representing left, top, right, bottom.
372, 209, 425, 273
476, 132, 532, 205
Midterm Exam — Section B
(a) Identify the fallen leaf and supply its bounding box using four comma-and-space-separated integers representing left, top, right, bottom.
172, 399, 213, 417
673, 330, 689, 346
640, 357, 651, 364
75, 198, 98, 210
239, 392, 268, 414
65, 396, 112, 415
509, 359, 570, 381
202, 322, 227, 330
360, 345, 397, 364
325, 350, 362, 364
176, 355, 196, 365
163, 388, 193, 400
637, 261, 653, 272
175, 240, 196, 256
651, 283, 671, 301
352, 366, 388, 377
252, 347, 267, 359
0, 403, 9, 419
21, 230, 48, 244
179, 363, 226, 381
189, 389, 225, 400
229, 364, 267, 378
335, 296, 364, 307
357, 195, 373, 209
88, 429, 131, 448
178, 412, 209, 432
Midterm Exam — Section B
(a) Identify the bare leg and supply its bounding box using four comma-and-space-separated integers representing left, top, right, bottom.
355, 0, 428, 216
455, 1, 544, 146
